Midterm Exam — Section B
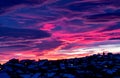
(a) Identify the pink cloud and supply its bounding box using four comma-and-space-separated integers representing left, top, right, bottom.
41, 23, 55, 31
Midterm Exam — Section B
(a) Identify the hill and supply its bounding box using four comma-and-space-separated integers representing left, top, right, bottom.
0, 53, 120, 78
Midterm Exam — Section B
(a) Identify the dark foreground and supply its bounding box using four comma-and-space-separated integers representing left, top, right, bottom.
0, 53, 120, 78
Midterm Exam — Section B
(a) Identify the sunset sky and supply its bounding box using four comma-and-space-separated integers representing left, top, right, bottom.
0, 0, 120, 64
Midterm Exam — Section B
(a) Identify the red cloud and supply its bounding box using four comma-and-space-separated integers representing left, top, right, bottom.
41, 23, 55, 31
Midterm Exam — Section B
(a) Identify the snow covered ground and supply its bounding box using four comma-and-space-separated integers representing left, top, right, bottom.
0, 53, 120, 78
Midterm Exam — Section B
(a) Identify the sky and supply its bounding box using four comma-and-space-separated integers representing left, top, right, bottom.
0, 0, 120, 64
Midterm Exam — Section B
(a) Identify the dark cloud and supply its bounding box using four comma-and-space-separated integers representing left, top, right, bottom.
64, 2, 106, 12
0, 44, 33, 52
0, 0, 47, 14
0, 27, 51, 51
0, 45, 28, 49
109, 37, 120, 40
86, 11, 120, 22
36, 40, 63, 51
100, 23, 120, 32
101, 0, 120, 7
0, 27, 51, 39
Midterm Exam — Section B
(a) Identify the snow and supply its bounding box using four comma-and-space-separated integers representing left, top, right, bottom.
63, 74, 75, 78
47, 72, 55, 77
0, 53, 120, 78
0, 72, 10, 78
103, 68, 117, 74
21, 74, 31, 78
31, 73, 41, 78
